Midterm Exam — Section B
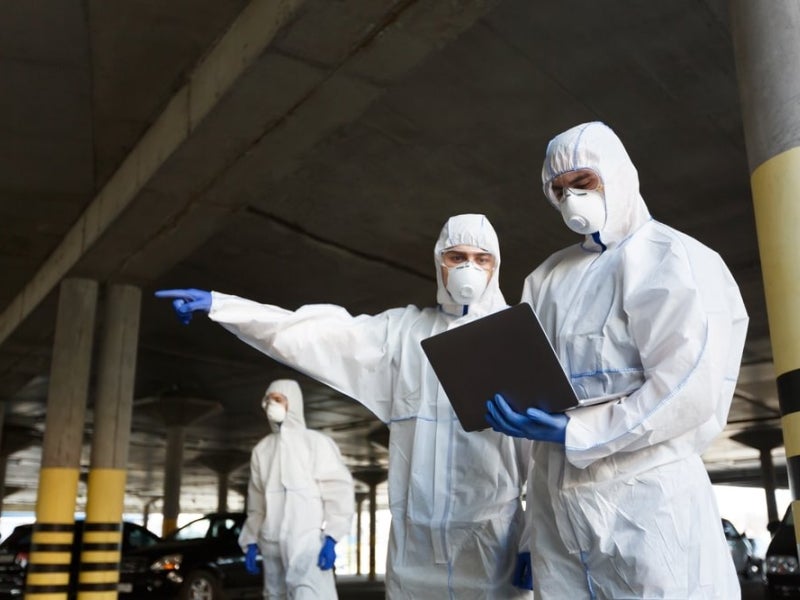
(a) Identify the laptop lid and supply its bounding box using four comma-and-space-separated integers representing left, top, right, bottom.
421, 303, 579, 432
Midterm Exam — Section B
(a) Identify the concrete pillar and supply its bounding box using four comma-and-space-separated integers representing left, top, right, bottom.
27, 278, 98, 600
354, 492, 368, 576
0, 412, 5, 520
729, 1, 800, 544
79, 284, 141, 600
195, 450, 250, 513
0, 401, 5, 501
137, 395, 222, 536
163, 426, 185, 535
731, 428, 784, 523
353, 468, 387, 582
142, 496, 161, 532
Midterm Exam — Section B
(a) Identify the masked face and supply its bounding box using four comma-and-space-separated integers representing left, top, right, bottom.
266, 401, 287, 424
560, 188, 606, 234
445, 261, 490, 304
262, 392, 288, 425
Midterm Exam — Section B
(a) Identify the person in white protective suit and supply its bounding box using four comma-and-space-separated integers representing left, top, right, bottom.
239, 379, 355, 600
485, 121, 749, 600
155, 214, 534, 599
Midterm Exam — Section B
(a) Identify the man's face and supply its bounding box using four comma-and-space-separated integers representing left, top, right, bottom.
262, 392, 288, 410
550, 168, 603, 202
440, 244, 496, 286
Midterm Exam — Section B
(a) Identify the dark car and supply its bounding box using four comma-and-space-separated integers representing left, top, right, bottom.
0, 520, 161, 599
722, 518, 761, 579
764, 506, 800, 599
119, 512, 260, 600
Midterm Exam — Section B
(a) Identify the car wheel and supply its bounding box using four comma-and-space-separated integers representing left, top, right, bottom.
179, 570, 225, 600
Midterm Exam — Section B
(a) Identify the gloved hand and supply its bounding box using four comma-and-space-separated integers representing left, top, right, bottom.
317, 535, 337, 570
486, 394, 568, 444
512, 551, 533, 590
154, 289, 212, 325
244, 543, 260, 575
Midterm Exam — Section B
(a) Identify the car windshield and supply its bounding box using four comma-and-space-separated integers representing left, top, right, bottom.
0, 526, 32, 551
171, 517, 212, 541
168, 515, 243, 542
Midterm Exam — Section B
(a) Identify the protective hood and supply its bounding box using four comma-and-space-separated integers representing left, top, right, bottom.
434, 214, 507, 317
264, 379, 306, 433
541, 121, 651, 251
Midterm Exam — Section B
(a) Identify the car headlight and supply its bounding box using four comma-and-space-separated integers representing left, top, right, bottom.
766, 554, 799, 575
149, 554, 183, 572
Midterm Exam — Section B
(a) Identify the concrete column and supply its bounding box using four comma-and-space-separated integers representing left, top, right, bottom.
731, 428, 784, 524
0, 403, 7, 518
354, 492, 368, 576
137, 395, 222, 536
27, 278, 98, 600
142, 496, 161, 531
195, 450, 249, 513
729, 1, 800, 543
163, 426, 185, 535
79, 284, 141, 600
353, 468, 387, 582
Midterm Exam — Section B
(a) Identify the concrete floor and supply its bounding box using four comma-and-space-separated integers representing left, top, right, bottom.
336, 576, 385, 600
336, 576, 768, 599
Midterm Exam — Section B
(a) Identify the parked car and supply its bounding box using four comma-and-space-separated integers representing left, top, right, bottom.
764, 506, 800, 599
0, 520, 161, 599
119, 512, 260, 600
722, 518, 761, 579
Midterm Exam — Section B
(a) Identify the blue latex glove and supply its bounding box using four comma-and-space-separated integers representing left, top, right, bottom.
486, 393, 568, 444
154, 288, 212, 325
244, 543, 260, 575
317, 535, 337, 570
512, 551, 533, 590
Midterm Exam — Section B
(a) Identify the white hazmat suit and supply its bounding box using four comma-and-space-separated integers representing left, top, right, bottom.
523, 122, 748, 599
212, 214, 532, 599
239, 379, 355, 599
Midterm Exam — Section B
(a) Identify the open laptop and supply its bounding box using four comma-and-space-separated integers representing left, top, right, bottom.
421, 303, 616, 432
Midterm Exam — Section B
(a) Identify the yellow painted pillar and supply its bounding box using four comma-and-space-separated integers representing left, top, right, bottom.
26, 278, 98, 599
78, 284, 141, 600
730, 0, 800, 551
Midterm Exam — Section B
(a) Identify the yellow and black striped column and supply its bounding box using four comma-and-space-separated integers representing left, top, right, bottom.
26, 278, 98, 599
730, 1, 800, 545
78, 284, 142, 600
78, 471, 127, 599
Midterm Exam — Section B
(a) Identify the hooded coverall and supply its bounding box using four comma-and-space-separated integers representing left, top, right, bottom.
524, 122, 748, 599
239, 379, 354, 599
213, 214, 532, 599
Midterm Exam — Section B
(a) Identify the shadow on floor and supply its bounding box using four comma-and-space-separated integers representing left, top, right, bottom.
337, 575, 385, 600
336, 574, 766, 599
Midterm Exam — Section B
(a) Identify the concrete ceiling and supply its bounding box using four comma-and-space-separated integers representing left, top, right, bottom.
0, 0, 784, 515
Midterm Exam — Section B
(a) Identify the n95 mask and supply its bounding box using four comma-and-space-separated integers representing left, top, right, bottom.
446, 262, 489, 305
265, 401, 287, 424
560, 188, 606, 234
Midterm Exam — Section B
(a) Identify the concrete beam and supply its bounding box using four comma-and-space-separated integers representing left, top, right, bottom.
0, 0, 307, 347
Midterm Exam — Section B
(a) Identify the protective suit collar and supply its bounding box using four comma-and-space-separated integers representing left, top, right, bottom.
434, 214, 506, 317
264, 379, 306, 433
541, 121, 651, 251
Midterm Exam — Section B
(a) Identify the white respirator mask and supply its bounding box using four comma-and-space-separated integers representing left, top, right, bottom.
265, 401, 287, 424
560, 188, 606, 235
445, 262, 489, 305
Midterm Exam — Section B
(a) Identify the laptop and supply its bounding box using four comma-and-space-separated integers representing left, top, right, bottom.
421, 303, 613, 432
